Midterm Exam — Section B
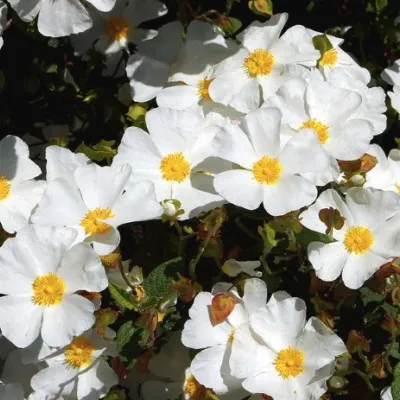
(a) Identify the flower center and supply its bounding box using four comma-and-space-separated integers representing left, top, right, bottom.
184, 374, 207, 399
252, 156, 282, 185
197, 78, 213, 101
274, 346, 305, 379
0, 174, 10, 200
64, 336, 94, 369
299, 119, 329, 144
80, 207, 115, 235
320, 48, 338, 67
32, 273, 66, 306
105, 16, 130, 41
396, 184, 400, 194
343, 226, 374, 254
244, 49, 275, 78
160, 152, 191, 183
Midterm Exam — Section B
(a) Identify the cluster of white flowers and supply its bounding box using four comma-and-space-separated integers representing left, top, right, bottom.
0, 1, 399, 399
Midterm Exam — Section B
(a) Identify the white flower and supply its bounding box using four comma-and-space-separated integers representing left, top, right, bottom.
126, 21, 183, 102
71, 0, 166, 76
0, 135, 45, 234
1, 349, 41, 397
229, 294, 347, 400
267, 77, 374, 163
32, 160, 162, 255
0, 225, 108, 348
365, 144, 400, 193
181, 278, 268, 396
381, 386, 393, 400
300, 188, 400, 289
0, 1, 7, 50
8, 0, 116, 37
0, 382, 24, 400
113, 107, 224, 220
307, 28, 371, 83
142, 331, 209, 400
213, 107, 330, 216
156, 21, 237, 113
209, 14, 319, 113
382, 59, 400, 115
31, 329, 117, 400
323, 68, 387, 136
222, 259, 262, 278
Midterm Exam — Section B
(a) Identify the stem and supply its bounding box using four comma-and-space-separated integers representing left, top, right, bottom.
357, 349, 370, 369
118, 261, 136, 293
189, 230, 213, 280
354, 370, 375, 392
235, 216, 259, 240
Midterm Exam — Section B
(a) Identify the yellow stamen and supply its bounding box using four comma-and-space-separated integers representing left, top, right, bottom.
160, 152, 191, 183
32, 273, 65, 306
198, 79, 213, 101
0, 174, 10, 200
80, 208, 114, 236
274, 346, 305, 379
320, 48, 338, 67
64, 336, 94, 369
396, 184, 400, 194
299, 119, 329, 144
228, 329, 235, 344
252, 156, 282, 185
244, 49, 275, 78
343, 226, 374, 254
184, 374, 207, 399
105, 16, 130, 41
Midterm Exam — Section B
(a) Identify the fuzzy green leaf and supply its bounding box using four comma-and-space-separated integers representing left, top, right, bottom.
143, 257, 184, 300
108, 282, 136, 310
117, 321, 144, 369
392, 362, 400, 400
360, 287, 385, 306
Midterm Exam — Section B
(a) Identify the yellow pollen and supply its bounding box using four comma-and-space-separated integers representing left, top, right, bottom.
274, 346, 305, 379
228, 329, 235, 344
32, 273, 66, 306
105, 16, 130, 41
299, 119, 330, 144
396, 184, 400, 194
197, 79, 213, 101
252, 156, 282, 185
160, 152, 191, 183
64, 336, 94, 369
0, 174, 10, 201
244, 49, 275, 78
80, 208, 114, 236
184, 374, 207, 399
320, 48, 338, 67
343, 226, 374, 254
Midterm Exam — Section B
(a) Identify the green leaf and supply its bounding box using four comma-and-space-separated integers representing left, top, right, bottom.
359, 287, 385, 306
387, 342, 400, 360
117, 321, 143, 369
76, 139, 117, 162
143, 257, 184, 299
104, 389, 127, 400
218, 17, 242, 36
392, 362, 400, 400
296, 227, 334, 247
108, 282, 137, 310
248, 0, 273, 16
367, 0, 388, 13
312, 34, 334, 64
